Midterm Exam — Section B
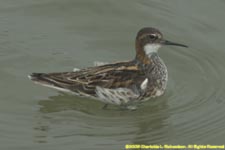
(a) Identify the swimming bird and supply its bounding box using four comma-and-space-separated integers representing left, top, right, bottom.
28, 27, 188, 109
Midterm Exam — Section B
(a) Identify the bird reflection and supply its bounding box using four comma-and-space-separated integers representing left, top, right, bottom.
33, 92, 170, 145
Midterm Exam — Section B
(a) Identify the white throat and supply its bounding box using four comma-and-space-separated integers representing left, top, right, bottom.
144, 44, 161, 55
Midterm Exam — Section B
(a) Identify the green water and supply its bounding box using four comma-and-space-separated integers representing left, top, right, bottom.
1, 0, 225, 149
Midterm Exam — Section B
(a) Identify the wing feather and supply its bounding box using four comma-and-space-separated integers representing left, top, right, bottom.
29, 61, 146, 97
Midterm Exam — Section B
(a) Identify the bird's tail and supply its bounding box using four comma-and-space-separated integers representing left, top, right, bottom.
28, 73, 74, 94
28, 72, 59, 87
28, 73, 47, 83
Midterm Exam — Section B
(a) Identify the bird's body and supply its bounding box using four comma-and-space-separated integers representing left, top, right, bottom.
29, 27, 187, 108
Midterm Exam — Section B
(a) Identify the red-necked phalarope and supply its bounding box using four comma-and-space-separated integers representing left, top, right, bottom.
28, 27, 188, 109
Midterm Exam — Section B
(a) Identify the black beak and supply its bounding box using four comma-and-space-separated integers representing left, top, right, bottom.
161, 40, 188, 48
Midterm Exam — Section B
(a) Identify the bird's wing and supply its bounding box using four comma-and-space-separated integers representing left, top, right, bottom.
29, 61, 147, 97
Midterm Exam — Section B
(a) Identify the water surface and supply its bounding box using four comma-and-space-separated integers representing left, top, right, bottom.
1, 0, 225, 149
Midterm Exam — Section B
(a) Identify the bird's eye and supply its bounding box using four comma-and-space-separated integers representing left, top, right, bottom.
149, 34, 157, 39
